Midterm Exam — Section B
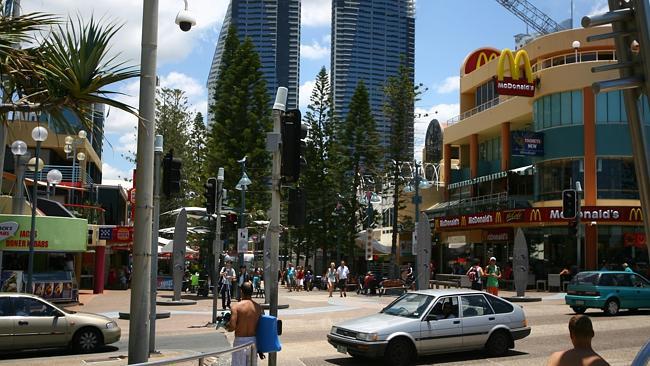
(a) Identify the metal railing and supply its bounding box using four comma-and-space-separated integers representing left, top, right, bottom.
446, 95, 515, 126
23, 164, 94, 186
130, 341, 256, 366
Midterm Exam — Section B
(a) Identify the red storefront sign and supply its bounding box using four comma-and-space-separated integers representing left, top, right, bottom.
112, 226, 134, 242
434, 206, 644, 230
623, 233, 646, 248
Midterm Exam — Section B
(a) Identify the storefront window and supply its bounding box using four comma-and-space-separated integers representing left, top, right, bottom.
524, 227, 579, 279
596, 91, 650, 125
535, 158, 584, 201
597, 226, 647, 275
597, 158, 639, 199
534, 90, 583, 131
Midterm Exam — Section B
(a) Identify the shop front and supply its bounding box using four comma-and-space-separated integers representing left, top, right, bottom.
433, 206, 648, 279
0, 214, 87, 302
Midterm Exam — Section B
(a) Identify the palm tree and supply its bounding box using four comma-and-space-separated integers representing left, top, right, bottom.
0, 4, 139, 186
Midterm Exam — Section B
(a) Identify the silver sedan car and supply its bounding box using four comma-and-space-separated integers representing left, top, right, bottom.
327, 289, 530, 366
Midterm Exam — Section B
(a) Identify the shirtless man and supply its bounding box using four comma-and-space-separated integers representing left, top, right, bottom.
547, 315, 609, 366
227, 282, 264, 366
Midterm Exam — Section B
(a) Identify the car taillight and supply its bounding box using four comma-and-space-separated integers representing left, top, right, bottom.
567, 290, 577, 295
583, 291, 600, 296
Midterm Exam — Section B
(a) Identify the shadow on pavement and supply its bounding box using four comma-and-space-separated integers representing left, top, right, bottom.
0, 345, 119, 360
564, 309, 650, 317
312, 350, 528, 365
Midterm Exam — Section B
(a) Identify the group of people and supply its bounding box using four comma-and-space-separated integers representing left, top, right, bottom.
466, 256, 503, 295
219, 261, 264, 310
283, 264, 314, 292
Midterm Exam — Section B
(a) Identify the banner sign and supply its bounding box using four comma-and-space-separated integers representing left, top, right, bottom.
238, 228, 249, 253
511, 131, 544, 156
435, 206, 644, 230
0, 215, 87, 252
495, 49, 536, 97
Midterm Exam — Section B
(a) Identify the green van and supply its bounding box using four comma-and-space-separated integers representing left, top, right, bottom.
565, 271, 650, 316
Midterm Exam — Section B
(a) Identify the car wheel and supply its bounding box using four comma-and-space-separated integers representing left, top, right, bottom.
384, 338, 414, 366
571, 306, 587, 314
485, 330, 510, 357
604, 299, 620, 316
73, 327, 102, 353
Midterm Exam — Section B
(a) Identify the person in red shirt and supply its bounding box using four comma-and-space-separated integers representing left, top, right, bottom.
296, 266, 305, 292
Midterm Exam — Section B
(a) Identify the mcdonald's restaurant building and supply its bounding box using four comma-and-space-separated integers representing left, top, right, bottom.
428, 26, 650, 279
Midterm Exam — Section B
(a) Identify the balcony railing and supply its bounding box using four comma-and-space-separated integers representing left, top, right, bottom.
447, 95, 514, 126
24, 165, 95, 186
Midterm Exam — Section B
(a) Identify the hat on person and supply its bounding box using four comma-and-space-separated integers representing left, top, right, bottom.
489, 257, 497, 262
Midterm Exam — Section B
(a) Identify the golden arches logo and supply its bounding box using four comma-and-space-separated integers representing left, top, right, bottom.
477, 52, 498, 69
461, 216, 467, 227
529, 209, 542, 222
495, 212, 502, 224
629, 208, 644, 221
497, 49, 534, 83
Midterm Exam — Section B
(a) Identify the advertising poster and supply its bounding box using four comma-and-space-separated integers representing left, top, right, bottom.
0, 270, 23, 292
511, 131, 544, 156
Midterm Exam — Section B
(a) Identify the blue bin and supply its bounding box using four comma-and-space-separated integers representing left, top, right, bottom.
256, 315, 281, 353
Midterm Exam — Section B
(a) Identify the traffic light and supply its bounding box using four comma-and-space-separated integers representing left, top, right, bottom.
287, 188, 305, 227
204, 177, 217, 215
562, 189, 577, 219
568, 220, 578, 237
162, 149, 182, 197
281, 109, 308, 182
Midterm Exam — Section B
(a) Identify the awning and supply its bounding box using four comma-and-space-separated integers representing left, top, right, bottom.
355, 231, 391, 254
447, 165, 533, 189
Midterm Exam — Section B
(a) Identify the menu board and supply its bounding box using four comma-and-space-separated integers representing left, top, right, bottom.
31, 272, 76, 302
0, 270, 23, 292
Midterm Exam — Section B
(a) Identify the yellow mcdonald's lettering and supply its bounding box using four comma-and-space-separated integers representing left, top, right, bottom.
529, 209, 542, 222
497, 48, 534, 83
495, 212, 502, 224
629, 208, 644, 221
477, 53, 489, 68
461, 216, 466, 227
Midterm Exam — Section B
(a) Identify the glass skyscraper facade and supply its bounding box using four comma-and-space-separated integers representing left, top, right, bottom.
207, 0, 301, 122
331, 0, 415, 159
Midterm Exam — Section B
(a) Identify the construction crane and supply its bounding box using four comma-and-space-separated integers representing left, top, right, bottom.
495, 0, 566, 35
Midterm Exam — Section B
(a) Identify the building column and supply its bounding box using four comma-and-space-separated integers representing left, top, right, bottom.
443, 144, 451, 201
501, 122, 510, 171
470, 134, 479, 178
94, 245, 106, 294
583, 86, 598, 269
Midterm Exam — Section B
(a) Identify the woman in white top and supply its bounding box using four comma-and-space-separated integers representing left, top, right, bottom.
326, 262, 337, 297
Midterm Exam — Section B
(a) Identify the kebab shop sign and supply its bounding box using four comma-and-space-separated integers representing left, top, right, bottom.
0, 215, 87, 252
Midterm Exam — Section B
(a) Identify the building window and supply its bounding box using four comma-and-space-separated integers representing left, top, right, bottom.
533, 90, 583, 131
597, 158, 638, 199
535, 158, 584, 201
596, 91, 650, 125
475, 80, 496, 110
479, 136, 501, 162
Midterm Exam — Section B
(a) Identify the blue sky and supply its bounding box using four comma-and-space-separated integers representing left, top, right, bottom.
24, 0, 609, 186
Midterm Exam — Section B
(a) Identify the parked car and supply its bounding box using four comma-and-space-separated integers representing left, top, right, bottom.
565, 271, 650, 316
327, 289, 530, 366
0, 293, 121, 353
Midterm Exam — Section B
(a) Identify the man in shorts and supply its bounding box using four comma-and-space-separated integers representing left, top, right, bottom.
336, 260, 349, 297
226, 282, 265, 366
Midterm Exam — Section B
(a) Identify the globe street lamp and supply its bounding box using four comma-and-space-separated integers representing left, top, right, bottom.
46, 169, 62, 199
64, 130, 87, 203
11, 140, 28, 215
27, 126, 48, 294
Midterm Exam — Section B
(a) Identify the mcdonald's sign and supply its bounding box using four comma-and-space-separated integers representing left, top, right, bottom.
495, 212, 502, 224
529, 209, 542, 222
495, 49, 536, 97
629, 207, 644, 221
464, 48, 500, 74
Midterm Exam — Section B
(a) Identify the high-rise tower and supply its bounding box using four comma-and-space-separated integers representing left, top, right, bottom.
207, 0, 301, 122
331, 0, 415, 159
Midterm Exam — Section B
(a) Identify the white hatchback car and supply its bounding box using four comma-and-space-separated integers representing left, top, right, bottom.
327, 289, 530, 366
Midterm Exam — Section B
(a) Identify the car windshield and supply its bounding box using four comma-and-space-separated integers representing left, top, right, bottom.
381, 293, 433, 318
571, 272, 600, 285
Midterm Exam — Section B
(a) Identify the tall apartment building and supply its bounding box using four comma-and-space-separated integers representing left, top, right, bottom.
331, 0, 415, 159
207, 0, 301, 122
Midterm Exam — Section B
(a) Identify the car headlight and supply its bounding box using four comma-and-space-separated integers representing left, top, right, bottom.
356, 332, 378, 341
106, 321, 118, 329
331, 326, 338, 334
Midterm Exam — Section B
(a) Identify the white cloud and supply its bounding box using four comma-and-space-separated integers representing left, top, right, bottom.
23, 0, 227, 67
301, 40, 330, 60
587, 0, 608, 17
102, 162, 129, 181
299, 80, 316, 110
302, 0, 331, 27
434, 76, 460, 94
160, 72, 206, 99
413, 103, 460, 161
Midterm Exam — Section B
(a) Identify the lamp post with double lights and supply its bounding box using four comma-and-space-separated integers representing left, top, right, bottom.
236, 157, 252, 266
26, 126, 48, 294
64, 130, 87, 203
403, 161, 433, 290
11, 140, 28, 214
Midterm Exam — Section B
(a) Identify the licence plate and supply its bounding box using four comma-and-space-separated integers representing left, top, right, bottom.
575, 300, 585, 305
337, 345, 347, 354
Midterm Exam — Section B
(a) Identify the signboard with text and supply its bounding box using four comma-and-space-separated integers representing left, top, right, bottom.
495, 49, 536, 97
0, 215, 87, 252
511, 131, 544, 156
237, 228, 248, 253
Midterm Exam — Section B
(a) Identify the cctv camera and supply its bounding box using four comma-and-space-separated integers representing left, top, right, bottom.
175, 9, 196, 32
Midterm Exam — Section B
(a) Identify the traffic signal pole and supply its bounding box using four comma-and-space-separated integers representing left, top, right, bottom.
149, 135, 163, 354
212, 171, 224, 324
576, 182, 582, 271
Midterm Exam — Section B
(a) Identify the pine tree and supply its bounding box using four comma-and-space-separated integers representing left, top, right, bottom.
383, 58, 422, 274
206, 27, 272, 218
187, 112, 208, 206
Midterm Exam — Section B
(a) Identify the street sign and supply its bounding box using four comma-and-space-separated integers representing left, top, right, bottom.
237, 228, 249, 253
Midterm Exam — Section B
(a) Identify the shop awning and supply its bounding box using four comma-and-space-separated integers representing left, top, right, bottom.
447, 165, 533, 190
355, 231, 391, 254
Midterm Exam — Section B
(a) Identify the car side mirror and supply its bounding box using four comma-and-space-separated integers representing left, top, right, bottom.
54, 310, 65, 317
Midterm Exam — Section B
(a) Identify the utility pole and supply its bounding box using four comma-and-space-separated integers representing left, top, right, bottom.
575, 181, 582, 271
212, 169, 224, 324
149, 135, 162, 354
268, 87, 287, 366
129, 0, 157, 362
413, 161, 421, 289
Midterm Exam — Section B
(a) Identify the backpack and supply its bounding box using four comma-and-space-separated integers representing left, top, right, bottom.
468, 266, 479, 283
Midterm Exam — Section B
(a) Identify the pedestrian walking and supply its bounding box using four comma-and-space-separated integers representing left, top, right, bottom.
220, 261, 236, 309
326, 262, 337, 297
466, 259, 484, 291
226, 282, 265, 366
237, 265, 251, 301
547, 315, 610, 366
296, 266, 304, 292
286, 263, 296, 292
623, 263, 634, 273
336, 260, 349, 297
485, 257, 501, 296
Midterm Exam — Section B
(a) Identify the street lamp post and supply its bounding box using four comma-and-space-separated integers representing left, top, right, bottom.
46, 169, 62, 199
27, 126, 48, 294
64, 130, 87, 203
236, 157, 251, 266
572, 40, 581, 63
11, 140, 28, 215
